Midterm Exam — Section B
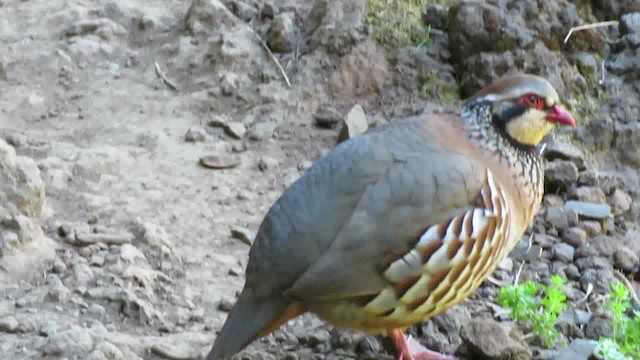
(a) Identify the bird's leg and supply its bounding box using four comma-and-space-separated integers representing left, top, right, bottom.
388, 329, 457, 360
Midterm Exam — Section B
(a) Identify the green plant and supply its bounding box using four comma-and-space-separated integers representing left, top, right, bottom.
365, 0, 450, 49
498, 275, 567, 348
420, 70, 460, 105
595, 282, 640, 360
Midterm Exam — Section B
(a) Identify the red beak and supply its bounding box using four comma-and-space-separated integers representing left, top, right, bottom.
545, 104, 576, 128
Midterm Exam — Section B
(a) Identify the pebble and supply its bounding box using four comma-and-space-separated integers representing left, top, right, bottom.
266, 12, 296, 53
314, 105, 342, 130
572, 186, 607, 204
552, 243, 575, 262
184, 127, 206, 142
564, 264, 581, 280
199, 155, 242, 169
43, 326, 95, 356
609, 189, 632, 215
249, 121, 277, 141
224, 122, 246, 139
544, 160, 579, 191
564, 200, 611, 220
338, 104, 369, 143
562, 227, 588, 247
47, 275, 71, 303
51, 258, 68, 273
0, 316, 19, 332
613, 247, 639, 273
39, 321, 59, 337
89, 254, 105, 267
578, 220, 602, 237
545, 207, 569, 231
543, 140, 587, 170
231, 226, 255, 246
150, 344, 192, 360
119, 243, 147, 263
75, 232, 133, 245
217, 297, 235, 312
258, 156, 279, 171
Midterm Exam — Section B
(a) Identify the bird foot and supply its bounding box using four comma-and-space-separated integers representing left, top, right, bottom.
389, 330, 457, 360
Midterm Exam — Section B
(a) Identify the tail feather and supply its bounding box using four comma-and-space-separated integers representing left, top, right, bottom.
206, 293, 302, 360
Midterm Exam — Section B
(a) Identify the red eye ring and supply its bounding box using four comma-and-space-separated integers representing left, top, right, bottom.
520, 94, 544, 110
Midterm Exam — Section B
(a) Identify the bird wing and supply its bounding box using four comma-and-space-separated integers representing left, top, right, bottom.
245, 113, 494, 303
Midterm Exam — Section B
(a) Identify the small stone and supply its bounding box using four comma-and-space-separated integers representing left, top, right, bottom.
224, 122, 246, 139
258, 156, 279, 171
572, 186, 607, 204
313, 105, 342, 128
564, 200, 611, 220
0, 316, 19, 332
47, 275, 71, 303
88, 304, 106, 316
231, 226, 255, 246
119, 243, 147, 263
58, 224, 72, 237
307, 329, 331, 347
39, 321, 59, 337
199, 154, 242, 169
609, 189, 632, 215
150, 344, 191, 360
262, 3, 276, 19
564, 264, 581, 280
544, 160, 579, 191
545, 207, 569, 231
562, 227, 588, 247
208, 115, 229, 128
266, 12, 296, 53
544, 140, 587, 170
219, 72, 240, 96
89, 254, 105, 267
585, 316, 612, 339
51, 259, 67, 273
184, 127, 206, 142
578, 220, 602, 237
552, 243, 575, 263
460, 318, 531, 359
620, 12, 640, 35
217, 297, 235, 312
577, 170, 597, 186
297, 160, 313, 171
249, 121, 277, 141
543, 194, 564, 208
497, 257, 513, 272
533, 234, 556, 248
43, 326, 95, 356
555, 339, 598, 360
613, 247, 639, 273
338, 105, 368, 143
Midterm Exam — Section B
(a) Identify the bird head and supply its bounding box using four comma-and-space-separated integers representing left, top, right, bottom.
468, 74, 576, 147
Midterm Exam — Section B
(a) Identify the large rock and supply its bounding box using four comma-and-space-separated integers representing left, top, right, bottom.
0, 139, 55, 280
0, 139, 45, 217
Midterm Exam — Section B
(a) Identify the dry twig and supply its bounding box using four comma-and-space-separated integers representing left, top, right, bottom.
563, 20, 619, 45
154, 61, 179, 91
248, 28, 291, 88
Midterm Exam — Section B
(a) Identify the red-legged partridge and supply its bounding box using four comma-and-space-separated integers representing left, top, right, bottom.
206, 73, 576, 360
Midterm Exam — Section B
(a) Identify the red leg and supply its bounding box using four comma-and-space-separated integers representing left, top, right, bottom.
388, 329, 457, 360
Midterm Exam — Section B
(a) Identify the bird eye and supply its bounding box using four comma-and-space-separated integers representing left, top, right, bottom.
521, 94, 544, 109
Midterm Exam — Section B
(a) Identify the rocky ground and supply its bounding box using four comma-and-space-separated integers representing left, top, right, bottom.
1, 0, 640, 359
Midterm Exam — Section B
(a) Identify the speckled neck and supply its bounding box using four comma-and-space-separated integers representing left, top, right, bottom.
458, 99, 545, 217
